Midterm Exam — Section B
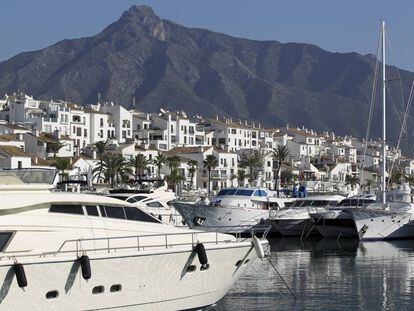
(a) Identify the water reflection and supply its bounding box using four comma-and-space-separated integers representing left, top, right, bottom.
217, 238, 414, 310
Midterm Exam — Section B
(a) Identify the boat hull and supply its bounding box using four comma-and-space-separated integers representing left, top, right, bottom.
0, 242, 261, 310
348, 209, 414, 240
311, 211, 358, 238
270, 219, 317, 237
173, 202, 270, 234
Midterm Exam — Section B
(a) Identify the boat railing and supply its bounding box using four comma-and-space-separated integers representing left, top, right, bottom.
195, 225, 271, 239
0, 229, 267, 261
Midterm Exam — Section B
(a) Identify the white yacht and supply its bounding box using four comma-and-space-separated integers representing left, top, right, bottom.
344, 184, 414, 240
0, 169, 268, 310
269, 195, 345, 237
173, 187, 292, 234
107, 187, 184, 226
310, 194, 376, 238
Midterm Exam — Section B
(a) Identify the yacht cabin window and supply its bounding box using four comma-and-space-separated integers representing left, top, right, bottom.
235, 189, 254, 196
253, 190, 268, 197
86, 205, 99, 216
50, 203, 161, 224
146, 201, 163, 208
217, 189, 230, 196
49, 205, 84, 215
104, 206, 126, 220
124, 206, 161, 223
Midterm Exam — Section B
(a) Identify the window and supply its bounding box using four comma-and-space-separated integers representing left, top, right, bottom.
217, 189, 229, 196
110, 284, 122, 293
146, 201, 163, 208
49, 205, 84, 215
46, 290, 59, 299
86, 205, 99, 216
0, 232, 14, 252
124, 206, 161, 223
92, 286, 104, 294
104, 206, 126, 219
234, 189, 254, 196
126, 197, 138, 203
100, 118, 104, 127
17, 161, 22, 169
84, 129, 87, 137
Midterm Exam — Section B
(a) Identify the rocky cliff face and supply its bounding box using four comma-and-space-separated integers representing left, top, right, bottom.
0, 5, 412, 153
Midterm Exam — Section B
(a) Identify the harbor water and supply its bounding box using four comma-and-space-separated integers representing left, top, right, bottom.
217, 238, 414, 310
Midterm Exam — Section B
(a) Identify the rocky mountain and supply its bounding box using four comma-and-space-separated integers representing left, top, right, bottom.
0, 5, 413, 154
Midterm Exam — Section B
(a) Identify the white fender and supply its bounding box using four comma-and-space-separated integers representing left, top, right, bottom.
252, 235, 265, 260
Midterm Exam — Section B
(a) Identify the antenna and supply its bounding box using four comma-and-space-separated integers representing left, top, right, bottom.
381, 20, 386, 205
97, 92, 101, 104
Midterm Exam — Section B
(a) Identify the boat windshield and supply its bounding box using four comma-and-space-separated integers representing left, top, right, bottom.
0, 169, 56, 185
253, 189, 268, 197
290, 200, 338, 207
338, 199, 376, 207
234, 189, 254, 196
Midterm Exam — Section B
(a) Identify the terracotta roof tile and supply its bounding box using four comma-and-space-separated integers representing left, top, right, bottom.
0, 146, 30, 157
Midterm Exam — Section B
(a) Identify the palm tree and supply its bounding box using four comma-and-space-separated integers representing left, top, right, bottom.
345, 174, 360, 191
187, 159, 198, 189
95, 140, 109, 183
129, 154, 150, 181
166, 156, 181, 173
239, 151, 263, 185
49, 141, 66, 158
403, 174, 414, 187
93, 154, 131, 187
237, 169, 246, 187
272, 145, 291, 190
203, 155, 218, 195
166, 168, 185, 191
153, 153, 167, 178
53, 158, 71, 181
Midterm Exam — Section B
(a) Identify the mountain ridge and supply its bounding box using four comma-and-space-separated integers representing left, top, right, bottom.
0, 5, 412, 153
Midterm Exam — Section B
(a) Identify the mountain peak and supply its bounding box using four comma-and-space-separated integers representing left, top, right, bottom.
124, 5, 159, 24
118, 5, 166, 41
129, 5, 156, 17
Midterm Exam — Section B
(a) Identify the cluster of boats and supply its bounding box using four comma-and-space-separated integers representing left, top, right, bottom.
174, 184, 414, 241
0, 168, 268, 310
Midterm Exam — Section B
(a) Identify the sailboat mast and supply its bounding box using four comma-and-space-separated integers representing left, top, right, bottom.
381, 20, 387, 205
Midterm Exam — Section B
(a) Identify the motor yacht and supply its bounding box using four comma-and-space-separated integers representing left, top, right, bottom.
343, 184, 414, 240
310, 194, 376, 238
173, 187, 292, 234
0, 169, 268, 310
107, 187, 184, 226
269, 195, 345, 237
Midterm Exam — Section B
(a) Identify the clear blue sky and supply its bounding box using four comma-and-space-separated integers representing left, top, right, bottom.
1, 0, 413, 70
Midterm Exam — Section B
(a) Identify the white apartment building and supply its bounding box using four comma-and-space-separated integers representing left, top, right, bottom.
165, 146, 238, 191
100, 103, 132, 143
206, 118, 261, 152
